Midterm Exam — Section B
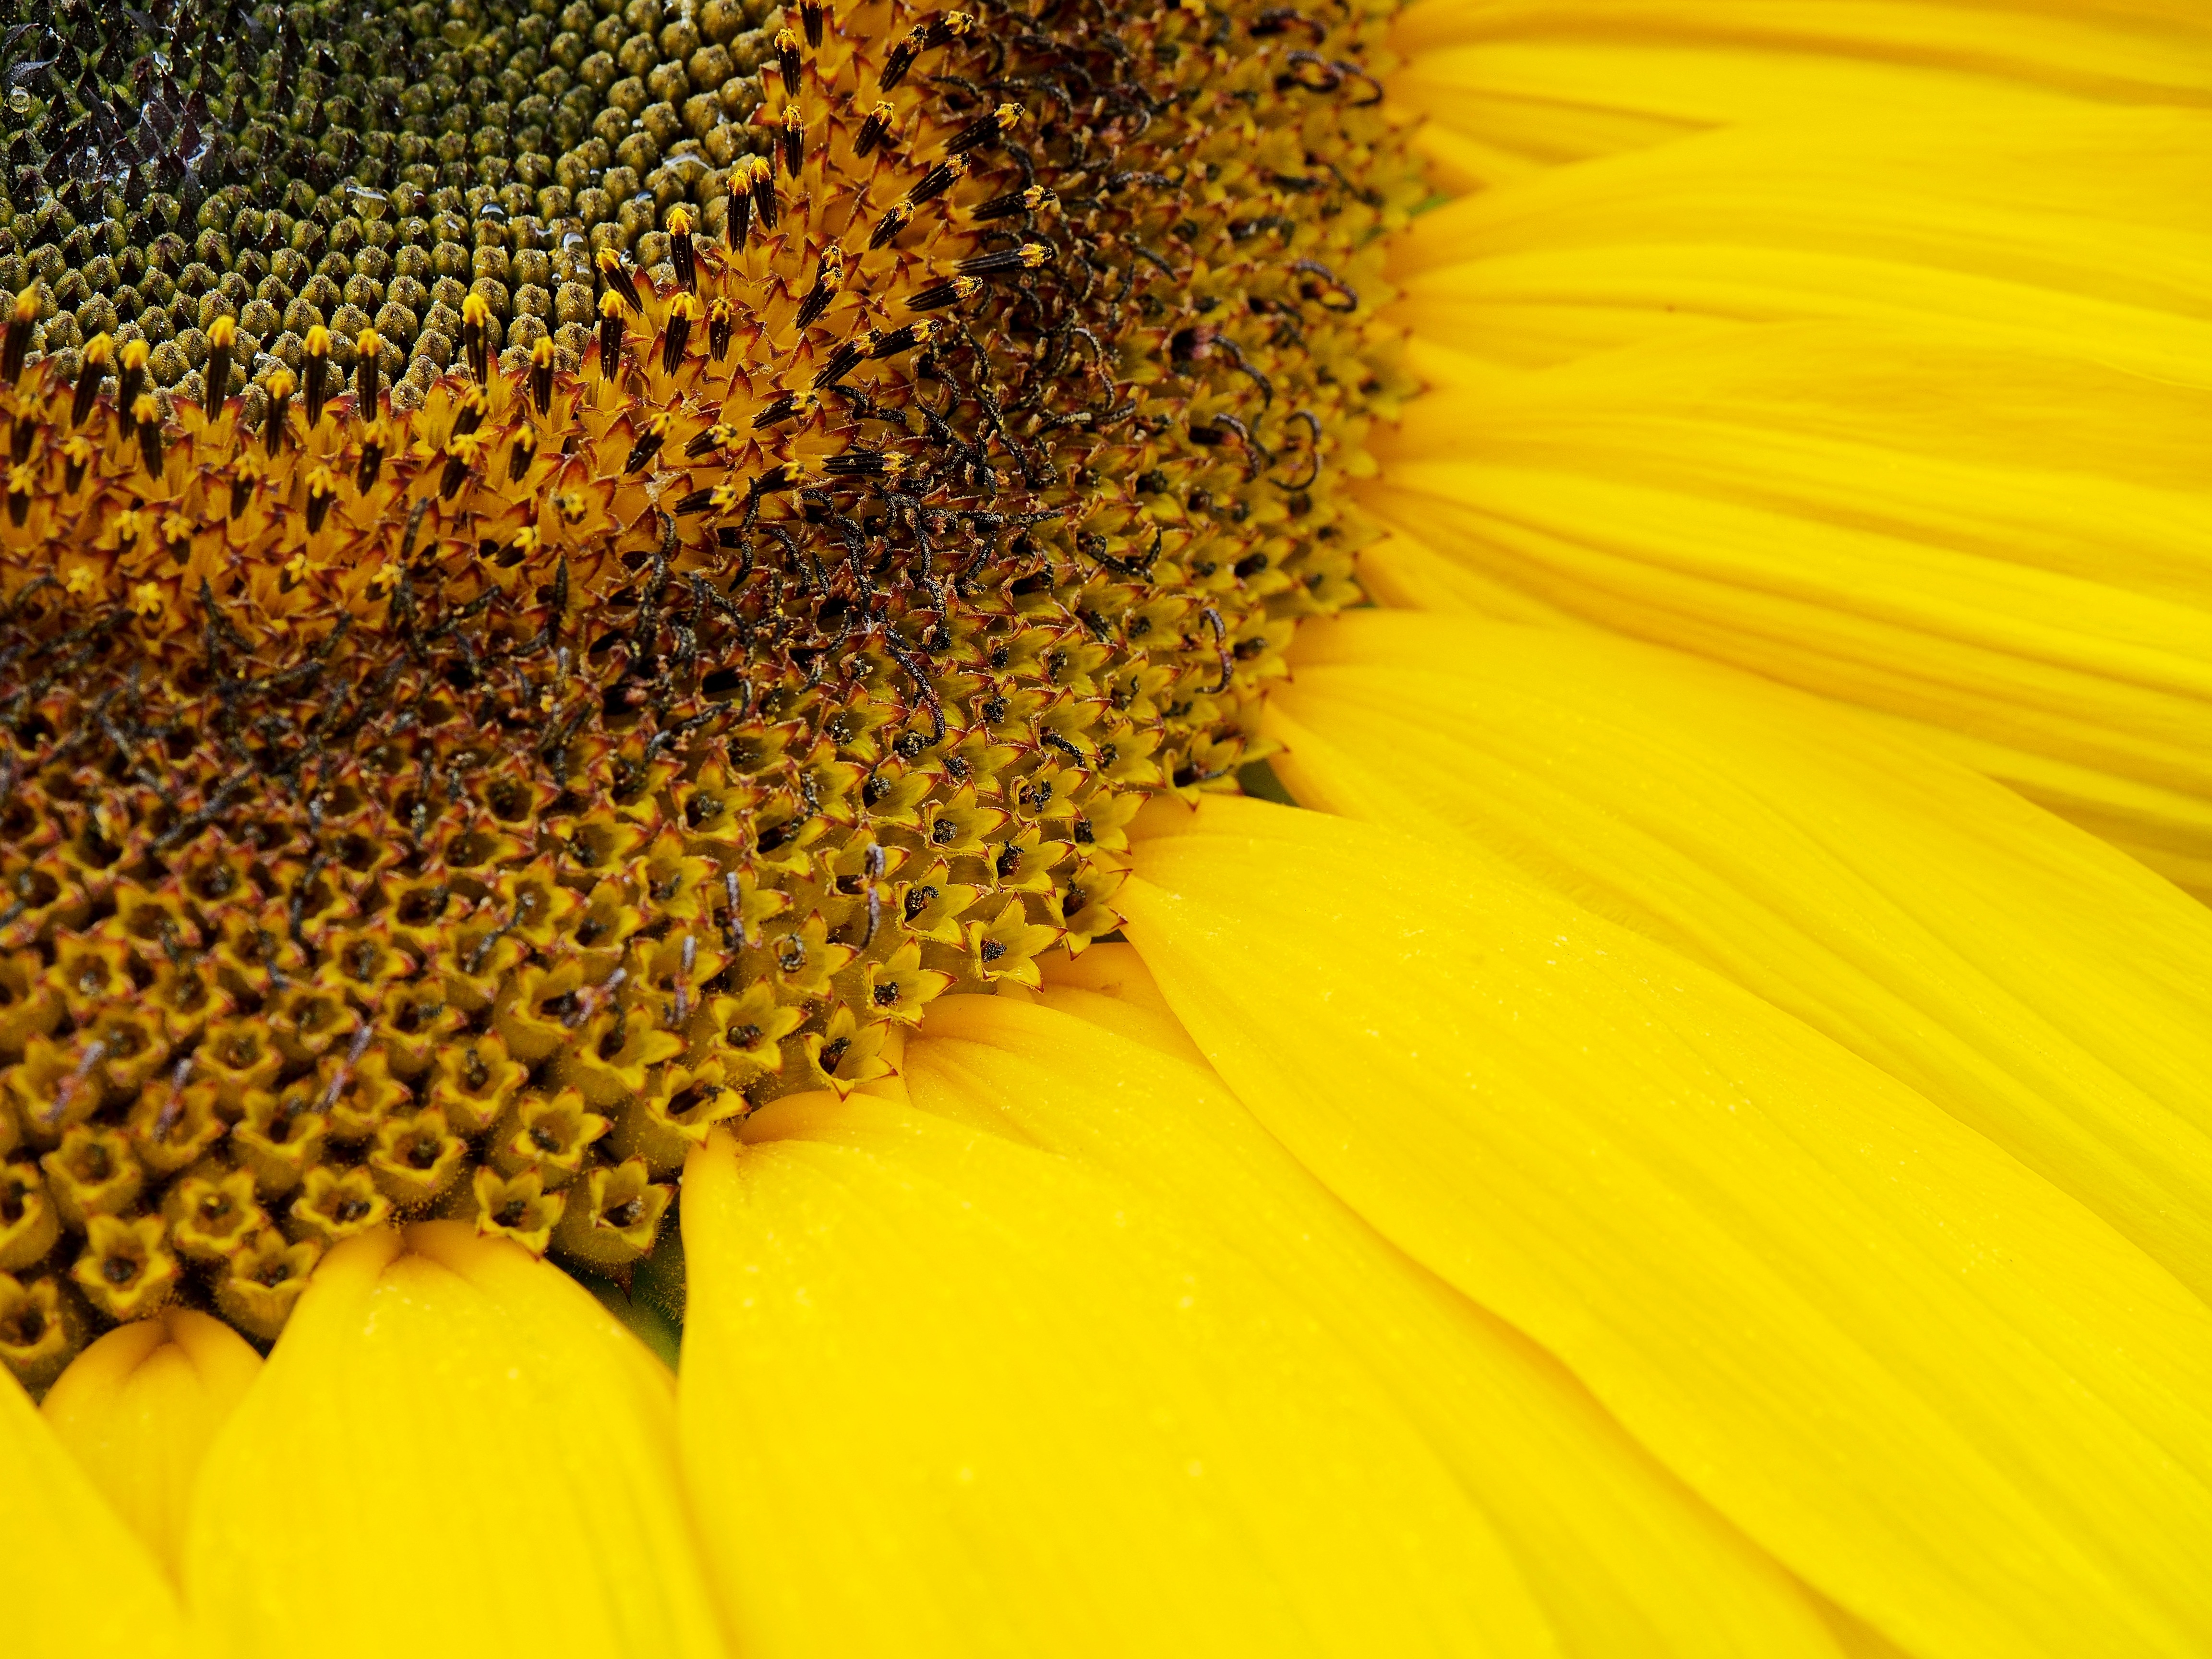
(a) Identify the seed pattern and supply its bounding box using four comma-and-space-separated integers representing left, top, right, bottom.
0, 0, 1417, 1375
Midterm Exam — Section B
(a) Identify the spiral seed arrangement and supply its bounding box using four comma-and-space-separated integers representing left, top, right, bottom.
0, 0, 1417, 1380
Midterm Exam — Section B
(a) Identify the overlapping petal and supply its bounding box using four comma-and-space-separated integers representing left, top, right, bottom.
181, 1225, 727, 1659
1268, 612, 2212, 1298
1387, 0, 2212, 190
1366, 322, 2212, 890
909, 985, 1847, 1658
679, 1097, 1557, 1658
0, 1364, 182, 1659
39, 1311, 260, 1578
1123, 794, 2212, 1659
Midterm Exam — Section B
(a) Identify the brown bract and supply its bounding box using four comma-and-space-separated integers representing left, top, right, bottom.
0, 0, 1418, 1366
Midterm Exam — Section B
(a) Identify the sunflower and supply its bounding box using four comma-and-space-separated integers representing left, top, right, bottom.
5, 0, 2212, 1652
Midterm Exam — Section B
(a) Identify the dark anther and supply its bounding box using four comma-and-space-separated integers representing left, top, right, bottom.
70, 334, 111, 428
598, 292, 626, 382
354, 326, 382, 418
263, 371, 292, 457
133, 397, 164, 477
597, 248, 643, 314
302, 326, 332, 426
946, 102, 1020, 156
780, 103, 806, 178
801, 0, 825, 48
661, 295, 697, 376
1, 290, 34, 385
459, 295, 490, 386
750, 154, 781, 231
869, 319, 938, 359
906, 276, 981, 313
204, 318, 236, 417
116, 342, 148, 436
905, 157, 968, 208
955, 243, 1051, 277
868, 200, 913, 250
879, 23, 927, 91
776, 27, 803, 94
752, 391, 813, 430
670, 209, 698, 294
812, 340, 864, 390
508, 426, 538, 485
728, 158, 758, 247
709, 298, 733, 362
971, 185, 1055, 221
794, 248, 843, 332
855, 101, 895, 159
530, 337, 555, 416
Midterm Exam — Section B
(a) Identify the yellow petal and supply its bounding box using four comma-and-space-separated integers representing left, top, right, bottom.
1271, 612, 2212, 1301
1388, 0, 2212, 187
910, 989, 1845, 1659
1123, 795, 2212, 1659
0, 1366, 182, 1658
1393, 109, 2212, 380
183, 1223, 726, 1659
1368, 323, 2212, 891
680, 1102, 1558, 1658
40, 1310, 259, 1578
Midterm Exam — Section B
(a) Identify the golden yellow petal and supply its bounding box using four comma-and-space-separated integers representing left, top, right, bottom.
1123, 795, 2212, 1659
1368, 324, 2212, 890
909, 990, 1846, 1659
40, 1310, 259, 1579
1393, 110, 2212, 379
1271, 612, 2212, 1300
680, 1105, 1559, 1657
0, 1365, 182, 1657
182, 1224, 727, 1659
1388, 0, 2212, 186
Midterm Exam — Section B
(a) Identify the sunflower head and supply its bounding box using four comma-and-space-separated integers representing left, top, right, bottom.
0, 0, 1418, 1369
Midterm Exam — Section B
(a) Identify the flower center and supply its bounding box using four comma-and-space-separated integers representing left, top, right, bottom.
0, 0, 1414, 1369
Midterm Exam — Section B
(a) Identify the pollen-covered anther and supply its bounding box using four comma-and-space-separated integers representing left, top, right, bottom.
779, 105, 808, 179
855, 101, 897, 160
459, 295, 494, 388
906, 276, 983, 313
955, 243, 1055, 278
794, 248, 846, 333
668, 207, 699, 295
302, 327, 335, 428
